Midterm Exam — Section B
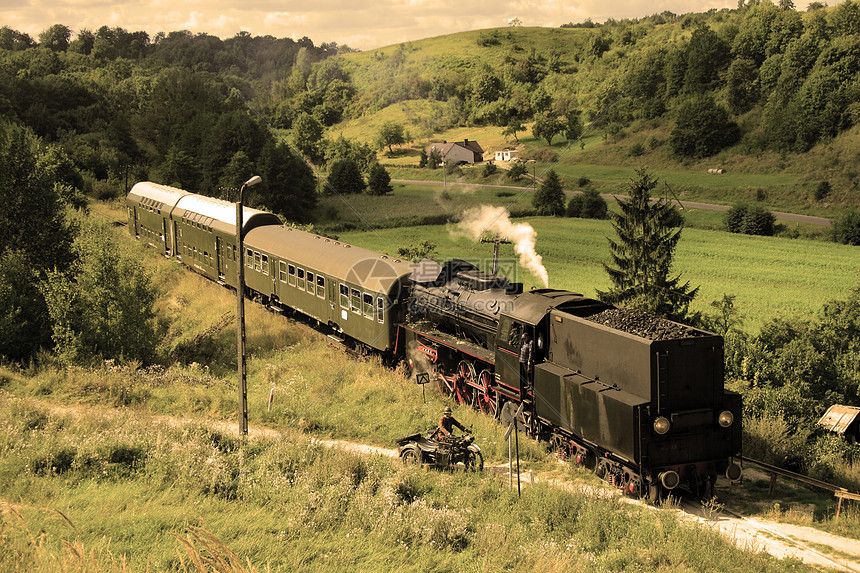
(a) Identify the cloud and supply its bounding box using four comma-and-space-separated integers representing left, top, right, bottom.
0, 0, 840, 51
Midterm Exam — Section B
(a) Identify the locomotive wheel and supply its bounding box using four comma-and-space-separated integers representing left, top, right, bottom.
455, 361, 476, 406
465, 451, 484, 472
400, 445, 423, 466
475, 370, 499, 419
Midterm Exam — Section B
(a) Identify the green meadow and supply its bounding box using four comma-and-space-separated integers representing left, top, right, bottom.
339, 215, 860, 334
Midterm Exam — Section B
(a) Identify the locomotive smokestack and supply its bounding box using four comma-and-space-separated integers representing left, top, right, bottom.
480, 234, 511, 275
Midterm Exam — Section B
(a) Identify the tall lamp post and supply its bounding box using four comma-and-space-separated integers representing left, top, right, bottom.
237, 175, 262, 435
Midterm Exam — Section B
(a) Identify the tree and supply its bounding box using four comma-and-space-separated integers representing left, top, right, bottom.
367, 163, 393, 195
533, 170, 565, 216
724, 204, 777, 236
292, 112, 325, 162
567, 189, 608, 219
0, 251, 51, 361
325, 135, 375, 172
255, 140, 317, 223
507, 162, 528, 181
0, 122, 77, 361
597, 169, 698, 321
833, 0, 860, 36
683, 24, 730, 92
0, 121, 75, 273
376, 121, 406, 154
532, 112, 563, 146
41, 214, 161, 364
704, 294, 744, 336
670, 95, 739, 158
726, 58, 760, 114
38, 24, 71, 52
588, 32, 612, 58
564, 112, 584, 143
428, 147, 442, 169
832, 210, 860, 245
327, 158, 365, 195
502, 121, 525, 142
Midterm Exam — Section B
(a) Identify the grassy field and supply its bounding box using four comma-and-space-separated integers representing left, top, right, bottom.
0, 216, 857, 571
337, 216, 860, 334
0, 392, 810, 572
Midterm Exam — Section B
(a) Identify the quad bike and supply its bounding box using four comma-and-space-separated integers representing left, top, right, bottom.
395, 429, 483, 472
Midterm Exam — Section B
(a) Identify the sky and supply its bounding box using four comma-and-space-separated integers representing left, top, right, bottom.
3, 0, 823, 51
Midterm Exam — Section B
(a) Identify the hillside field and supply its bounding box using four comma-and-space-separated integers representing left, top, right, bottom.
338, 214, 860, 333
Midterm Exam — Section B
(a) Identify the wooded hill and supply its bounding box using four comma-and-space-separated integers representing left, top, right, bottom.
272, 1, 860, 218
3, 1, 860, 221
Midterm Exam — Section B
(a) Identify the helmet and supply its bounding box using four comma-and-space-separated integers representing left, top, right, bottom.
443, 406, 452, 416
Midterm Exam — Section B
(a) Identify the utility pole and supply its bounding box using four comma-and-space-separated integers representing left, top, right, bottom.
236, 175, 262, 436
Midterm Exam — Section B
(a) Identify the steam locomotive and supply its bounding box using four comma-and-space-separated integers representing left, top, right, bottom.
127, 181, 742, 499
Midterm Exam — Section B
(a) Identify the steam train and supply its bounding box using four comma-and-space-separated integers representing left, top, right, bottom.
127, 181, 743, 499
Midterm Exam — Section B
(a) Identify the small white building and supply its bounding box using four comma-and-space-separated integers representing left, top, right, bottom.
494, 148, 519, 162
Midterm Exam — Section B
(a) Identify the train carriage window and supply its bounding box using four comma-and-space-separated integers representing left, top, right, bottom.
246, 249, 253, 268
377, 297, 385, 323
261, 255, 269, 275
306, 272, 314, 293
297, 268, 305, 290
340, 284, 349, 308
363, 293, 373, 318
253, 252, 261, 272
351, 289, 361, 314
316, 275, 325, 298
288, 265, 296, 286
279, 261, 288, 283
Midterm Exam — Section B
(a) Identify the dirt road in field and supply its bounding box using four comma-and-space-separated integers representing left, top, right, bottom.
391, 179, 832, 226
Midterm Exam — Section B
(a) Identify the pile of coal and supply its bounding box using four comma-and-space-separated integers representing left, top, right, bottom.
585, 308, 705, 341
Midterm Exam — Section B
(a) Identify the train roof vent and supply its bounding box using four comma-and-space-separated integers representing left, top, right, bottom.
457, 270, 509, 291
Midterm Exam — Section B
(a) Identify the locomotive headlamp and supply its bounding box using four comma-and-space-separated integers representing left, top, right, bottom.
653, 416, 670, 435
718, 410, 734, 428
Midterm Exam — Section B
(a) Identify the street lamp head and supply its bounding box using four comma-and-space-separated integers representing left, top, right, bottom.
243, 175, 262, 187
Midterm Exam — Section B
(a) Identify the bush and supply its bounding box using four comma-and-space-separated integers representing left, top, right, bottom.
628, 142, 645, 157
814, 180, 832, 201
507, 163, 528, 181
724, 204, 776, 236
577, 176, 591, 187
523, 148, 558, 163
832, 210, 860, 245
482, 161, 498, 177
670, 95, 739, 158
566, 189, 608, 219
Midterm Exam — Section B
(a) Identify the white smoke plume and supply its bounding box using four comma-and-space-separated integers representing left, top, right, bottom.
457, 205, 549, 288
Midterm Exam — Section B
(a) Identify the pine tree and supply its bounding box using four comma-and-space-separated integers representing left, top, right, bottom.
367, 163, 393, 195
597, 168, 698, 321
533, 169, 565, 215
